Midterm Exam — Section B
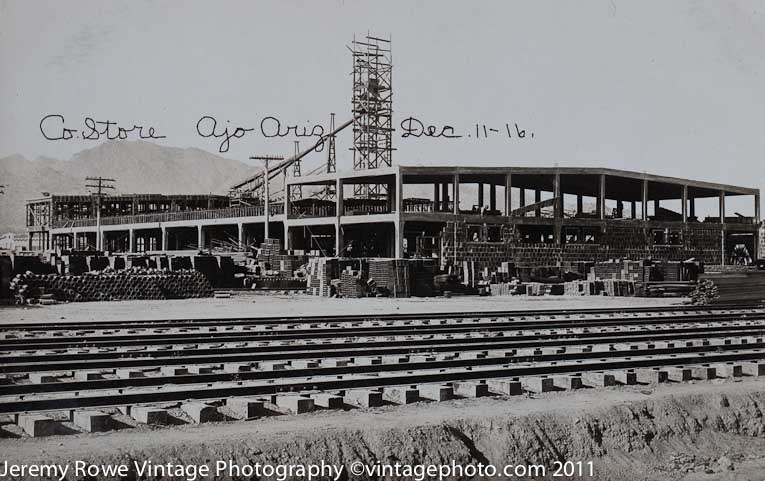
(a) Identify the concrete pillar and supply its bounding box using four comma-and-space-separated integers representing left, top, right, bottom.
237, 223, 243, 250
394, 170, 404, 258
335, 222, 343, 257
682, 185, 688, 223
433, 184, 440, 212
441, 183, 449, 212
396, 170, 403, 215
642, 179, 648, 221
598, 174, 606, 220
631, 200, 636, 219
755, 193, 760, 223
128, 229, 134, 253
720, 191, 726, 265
490, 183, 497, 211
394, 220, 403, 258
690, 197, 696, 219
161, 227, 167, 251
654, 199, 660, 216
478, 182, 484, 208
504, 174, 512, 215
197, 225, 203, 250
519, 188, 526, 208
577, 195, 583, 216
335, 177, 344, 256
553, 173, 561, 219
336, 178, 344, 217
283, 224, 290, 251
453, 174, 460, 214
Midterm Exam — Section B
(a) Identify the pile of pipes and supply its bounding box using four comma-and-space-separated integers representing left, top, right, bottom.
10, 268, 213, 303
693, 270, 765, 304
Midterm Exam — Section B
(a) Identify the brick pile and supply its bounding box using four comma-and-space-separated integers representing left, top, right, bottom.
305, 257, 335, 297
588, 260, 648, 283
257, 238, 282, 267
368, 259, 411, 297
564, 279, 636, 296
339, 268, 367, 298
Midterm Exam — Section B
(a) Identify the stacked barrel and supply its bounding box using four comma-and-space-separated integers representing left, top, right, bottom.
10, 268, 213, 303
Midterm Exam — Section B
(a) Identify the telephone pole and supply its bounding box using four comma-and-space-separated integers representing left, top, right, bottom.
85, 177, 116, 251
249, 156, 282, 240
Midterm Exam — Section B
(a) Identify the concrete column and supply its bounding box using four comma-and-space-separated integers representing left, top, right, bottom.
577, 195, 583, 216
755, 193, 761, 223
519, 188, 526, 207
534, 190, 541, 217
196, 225, 203, 250
128, 229, 134, 253
720, 191, 726, 265
335, 222, 343, 257
553, 173, 561, 218
396, 170, 403, 215
682, 185, 688, 223
237, 223, 243, 250
689, 197, 696, 219
441, 183, 449, 212
642, 179, 648, 221
336, 178, 344, 217
598, 174, 606, 220
478, 183, 484, 208
433, 184, 440, 212
161, 226, 168, 251
490, 183, 496, 211
504, 174, 512, 215
394, 220, 403, 258
284, 174, 289, 219
654, 199, 660, 216
631, 201, 636, 219
453, 174, 460, 215
283, 224, 290, 251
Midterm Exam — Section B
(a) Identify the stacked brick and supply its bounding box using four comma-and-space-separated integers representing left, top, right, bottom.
440, 221, 725, 273
305, 257, 335, 297
257, 238, 282, 266
409, 258, 437, 297
339, 268, 367, 298
588, 260, 648, 283
564, 279, 636, 296
368, 259, 411, 297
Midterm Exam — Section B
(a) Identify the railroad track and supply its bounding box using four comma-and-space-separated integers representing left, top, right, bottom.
2, 305, 765, 438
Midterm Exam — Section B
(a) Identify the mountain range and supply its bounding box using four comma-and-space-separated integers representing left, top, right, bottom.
0, 141, 259, 234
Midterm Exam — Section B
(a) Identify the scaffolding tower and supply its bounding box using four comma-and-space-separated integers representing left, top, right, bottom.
350, 34, 393, 198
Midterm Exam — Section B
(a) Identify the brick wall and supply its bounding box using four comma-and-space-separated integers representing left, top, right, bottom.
440, 221, 725, 271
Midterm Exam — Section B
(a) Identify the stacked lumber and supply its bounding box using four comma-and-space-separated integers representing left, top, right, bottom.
644, 282, 695, 298
564, 280, 636, 297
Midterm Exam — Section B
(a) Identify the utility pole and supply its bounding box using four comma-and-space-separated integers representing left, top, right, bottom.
249, 156, 282, 240
85, 177, 115, 251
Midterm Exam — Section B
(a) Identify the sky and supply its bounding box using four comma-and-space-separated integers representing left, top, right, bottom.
1, 0, 764, 203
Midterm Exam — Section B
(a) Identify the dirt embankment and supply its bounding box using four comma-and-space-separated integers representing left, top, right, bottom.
4, 382, 765, 480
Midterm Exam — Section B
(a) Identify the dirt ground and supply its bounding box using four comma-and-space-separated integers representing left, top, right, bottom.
0, 293, 682, 324
3, 379, 765, 480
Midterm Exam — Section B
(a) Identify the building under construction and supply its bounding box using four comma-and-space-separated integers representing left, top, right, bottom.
25, 35, 761, 271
